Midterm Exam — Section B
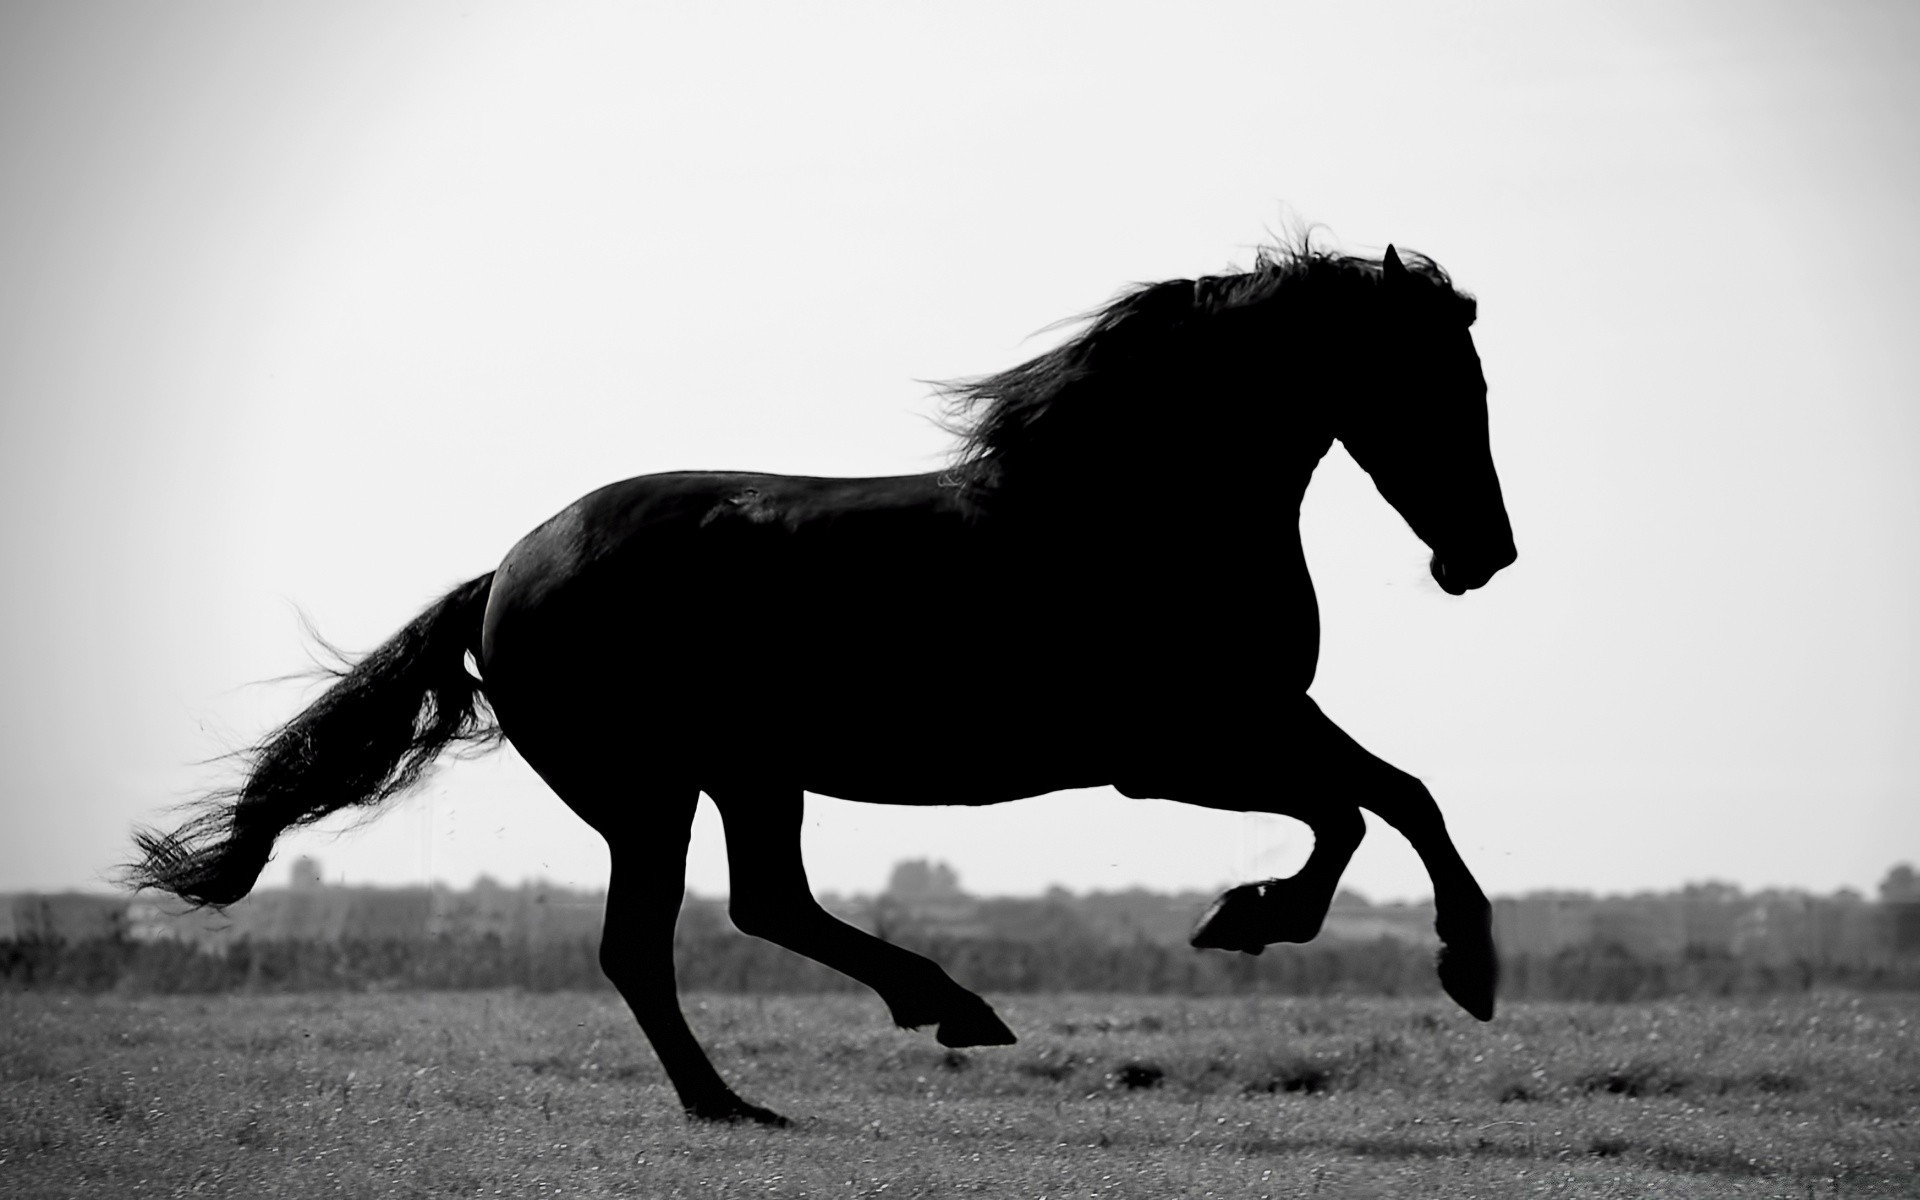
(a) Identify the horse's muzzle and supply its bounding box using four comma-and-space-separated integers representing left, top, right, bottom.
1430, 544, 1516, 595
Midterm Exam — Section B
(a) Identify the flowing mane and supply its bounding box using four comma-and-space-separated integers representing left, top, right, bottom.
939, 242, 1475, 504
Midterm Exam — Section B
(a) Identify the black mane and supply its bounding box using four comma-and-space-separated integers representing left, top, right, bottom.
938, 241, 1474, 503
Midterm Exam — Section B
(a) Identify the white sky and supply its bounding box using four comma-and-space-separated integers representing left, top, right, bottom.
1, 1, 1915, 903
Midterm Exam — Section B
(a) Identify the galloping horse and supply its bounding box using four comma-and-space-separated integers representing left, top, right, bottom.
129, 243, 1516, 1125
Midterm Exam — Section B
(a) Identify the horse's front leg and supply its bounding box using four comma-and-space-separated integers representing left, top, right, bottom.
1286, 698, 1498, 1020
1358, 769, 1498, 1021
708, 784, 1016, 1049
1184, 801, 1366, 954
1120, 759, 1367, 953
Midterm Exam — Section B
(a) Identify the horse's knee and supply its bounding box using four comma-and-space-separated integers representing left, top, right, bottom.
1314, 804, 1366, 854
1362, 771, 1444, 837
728, 893, 802, 941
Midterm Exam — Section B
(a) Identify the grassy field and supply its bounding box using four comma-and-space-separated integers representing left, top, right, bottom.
1, 990, 1914, 1198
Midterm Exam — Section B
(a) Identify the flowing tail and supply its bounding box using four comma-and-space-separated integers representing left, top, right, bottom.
125, 573, 501, 908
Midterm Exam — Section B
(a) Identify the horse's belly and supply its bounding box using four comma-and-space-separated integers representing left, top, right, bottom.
798, 747, 1103, 808
756, 679, 1101, 804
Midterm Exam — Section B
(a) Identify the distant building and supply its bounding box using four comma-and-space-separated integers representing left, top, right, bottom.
1878, 864, 1920, 955
289, 856, 325, 891
885, 859, 964, 901
1879, 864, 1919, 903
876, 859, 983, 937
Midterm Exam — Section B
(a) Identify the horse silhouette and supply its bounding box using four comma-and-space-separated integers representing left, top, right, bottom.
128, 242, 1516, 1125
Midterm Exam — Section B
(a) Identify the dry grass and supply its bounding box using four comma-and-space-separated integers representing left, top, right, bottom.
1, 990, 1914, 1197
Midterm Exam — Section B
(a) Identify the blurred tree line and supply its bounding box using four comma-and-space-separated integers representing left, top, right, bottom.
4, 858, 1918, 1000
7, 920, 1918, 1000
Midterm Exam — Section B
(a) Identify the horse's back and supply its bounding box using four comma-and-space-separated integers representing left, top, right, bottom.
477, 470, 985, 735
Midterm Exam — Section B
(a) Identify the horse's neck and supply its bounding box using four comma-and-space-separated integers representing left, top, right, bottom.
987, 425, 1331, 571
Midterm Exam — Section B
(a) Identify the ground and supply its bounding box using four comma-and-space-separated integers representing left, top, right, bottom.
1, 990, 1914, 1198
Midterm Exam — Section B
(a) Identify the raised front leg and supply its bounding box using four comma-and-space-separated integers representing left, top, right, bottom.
1292, 700, 1498, 1020
1187, 802, 1365, 954
1123, 697, 1497, 1019
1117, 754, 1367, 955
709, 784, 1015, 1049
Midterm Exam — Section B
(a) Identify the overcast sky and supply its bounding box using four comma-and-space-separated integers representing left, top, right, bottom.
2, 1, 1915, 903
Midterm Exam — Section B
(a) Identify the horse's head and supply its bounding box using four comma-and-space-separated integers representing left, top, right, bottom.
1337, 247, 1515, 595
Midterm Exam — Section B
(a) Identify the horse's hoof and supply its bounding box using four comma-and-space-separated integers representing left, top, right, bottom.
1191, 880, 1325, 953
936, 995, 1017, 1048
1436, 930, 1499, 1022
1190, 885, 1268, 954
685, 1094, 792, 1127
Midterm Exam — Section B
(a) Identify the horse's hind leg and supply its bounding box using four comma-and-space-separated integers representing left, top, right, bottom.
526, 757, 788, 1125
599, 801, 790, 1125
708, 784, 1015, 1048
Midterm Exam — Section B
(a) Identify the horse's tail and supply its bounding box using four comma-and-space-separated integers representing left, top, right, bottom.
124, 573, 501, 908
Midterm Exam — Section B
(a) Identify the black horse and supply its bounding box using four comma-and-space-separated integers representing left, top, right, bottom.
129, 243, 1516, 1125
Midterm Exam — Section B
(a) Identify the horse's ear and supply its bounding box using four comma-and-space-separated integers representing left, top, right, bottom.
1382, 245, 1409, 285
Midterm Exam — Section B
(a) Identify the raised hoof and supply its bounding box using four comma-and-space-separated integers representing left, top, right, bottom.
1436, 925, 1499, 1022
684, 1093, 792, 1127
1190, 880, 1325, 955
935, 994, 1017, 1048
1191, 886, 1265, 954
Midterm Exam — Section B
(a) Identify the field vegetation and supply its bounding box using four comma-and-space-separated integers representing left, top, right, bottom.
2, 990, 1914, 1198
